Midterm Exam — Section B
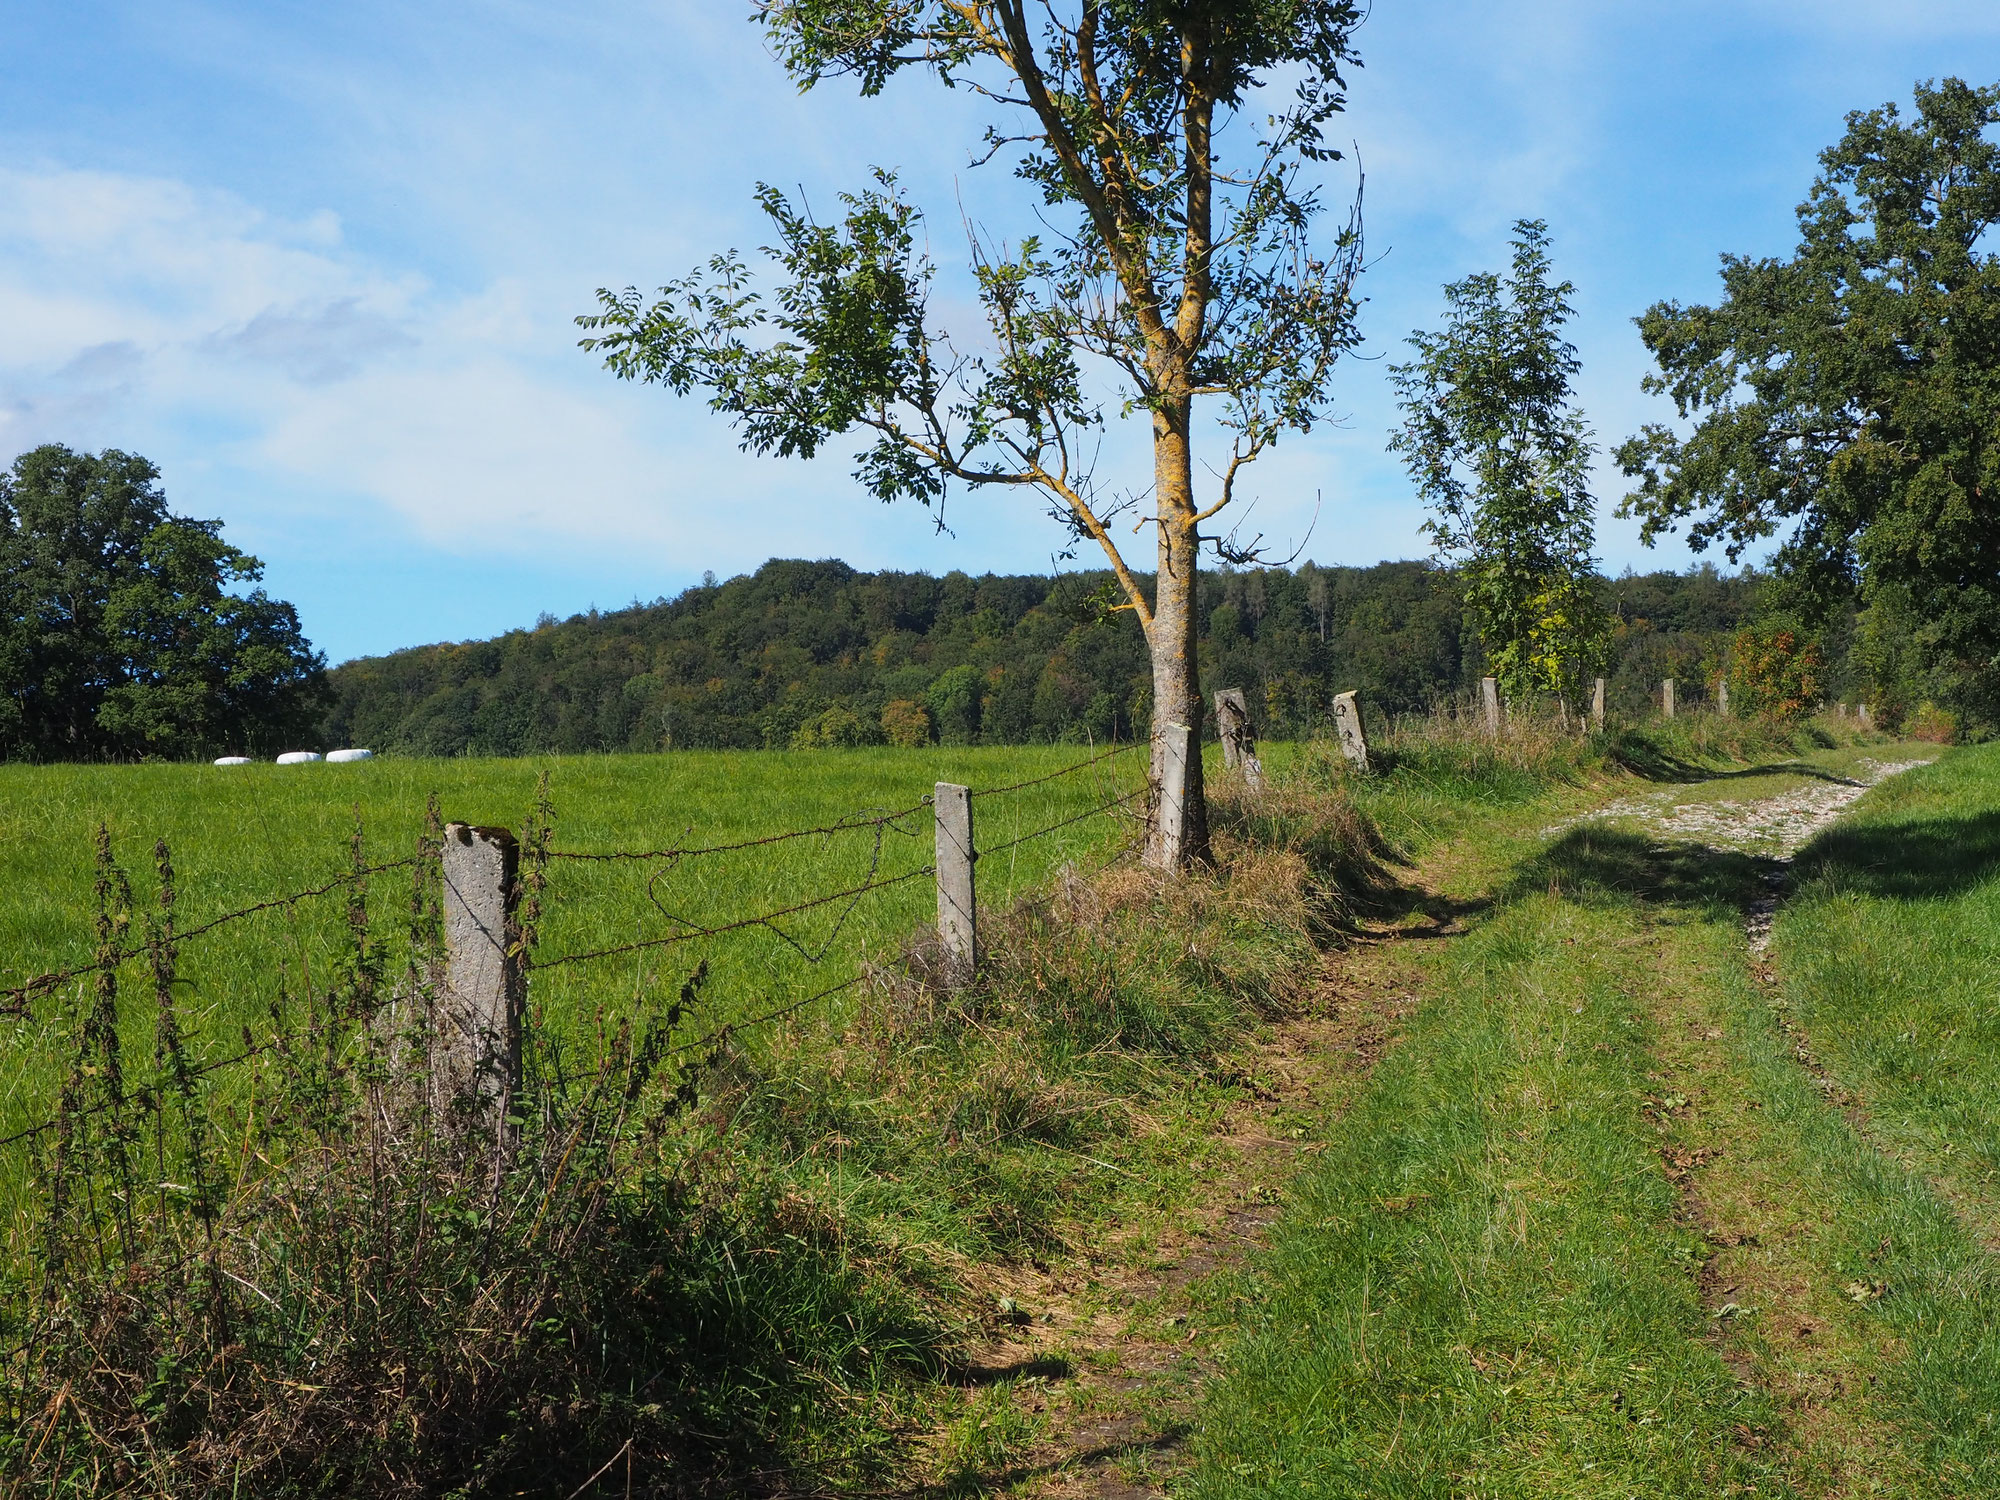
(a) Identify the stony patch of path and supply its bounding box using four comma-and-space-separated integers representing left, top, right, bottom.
1559, 758, 1927, 853
1556, 757, 1933, 948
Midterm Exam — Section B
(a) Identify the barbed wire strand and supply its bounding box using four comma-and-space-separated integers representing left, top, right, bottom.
968, 741, 1142, 799
979, 788, 1146, 859
0, 857, 421, 1014
531, 864, 935, 972
546, 798, 932, 865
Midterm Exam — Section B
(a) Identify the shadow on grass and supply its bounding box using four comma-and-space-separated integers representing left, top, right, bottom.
1501, 825, 1765, 917
922, 1425, 1190, 1500
1794, 809, 2000, 903
948, 1354, 1075, 1386
1607, 737, 1860, 790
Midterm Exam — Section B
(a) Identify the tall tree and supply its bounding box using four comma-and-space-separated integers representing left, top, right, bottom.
0, 445, 326, 761
1617, 77, 2000, 718
578, 0, 1367, 868
1388, 220, 1606, 709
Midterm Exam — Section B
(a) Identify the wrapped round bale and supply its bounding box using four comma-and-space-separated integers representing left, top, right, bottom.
274, 751, 323, 765
213, 756, 253, 767
326, 748, 373, 763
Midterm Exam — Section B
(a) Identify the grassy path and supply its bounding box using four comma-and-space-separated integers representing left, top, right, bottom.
1185, 739, 2000, 1498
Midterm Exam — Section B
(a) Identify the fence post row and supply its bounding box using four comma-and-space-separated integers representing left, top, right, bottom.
1331, 689, 1370, 771
439, 823, 525, 1135
1481, 677, 1501, 738
933, 782, 978, 983
1214, 688, 1265, 789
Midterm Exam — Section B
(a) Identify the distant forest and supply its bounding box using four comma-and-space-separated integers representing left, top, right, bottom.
320, 559, 1834, 756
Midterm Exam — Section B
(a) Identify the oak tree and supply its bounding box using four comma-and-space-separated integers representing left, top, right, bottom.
1618, 77, 2000, 718
0, 444, 326, 761
579, 0, 1366, 867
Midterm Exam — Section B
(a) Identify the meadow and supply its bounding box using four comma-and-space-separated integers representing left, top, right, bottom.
0, 743, 1147, 1138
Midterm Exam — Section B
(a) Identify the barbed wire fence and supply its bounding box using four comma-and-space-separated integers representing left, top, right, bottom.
0, 741, 1151, 1181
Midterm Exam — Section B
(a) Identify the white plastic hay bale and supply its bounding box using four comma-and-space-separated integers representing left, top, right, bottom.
326, 748, 374, 763
274, 751, 323, 765
213, 756, 253, 767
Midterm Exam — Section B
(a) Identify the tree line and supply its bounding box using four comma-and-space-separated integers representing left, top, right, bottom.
581, 0, 1998, 864
322, 556, 1883, 758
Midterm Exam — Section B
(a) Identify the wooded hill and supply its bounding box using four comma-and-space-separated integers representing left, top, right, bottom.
322, 560, 1774, 756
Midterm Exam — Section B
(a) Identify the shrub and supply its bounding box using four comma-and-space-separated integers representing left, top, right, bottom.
1907, 701, 1957, 743
792, 703, 875, 748
1727, 624, 1824, 724
881, 697, 933, 747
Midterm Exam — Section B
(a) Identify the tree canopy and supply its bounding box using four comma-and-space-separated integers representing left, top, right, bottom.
1618, 77, 2000, 713
1389, 220, 1606, 705
578, 0, 1369, 867
0, 445, 327, 762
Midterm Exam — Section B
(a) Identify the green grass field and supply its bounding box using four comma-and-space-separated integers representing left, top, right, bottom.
0, 745, 1146, 1142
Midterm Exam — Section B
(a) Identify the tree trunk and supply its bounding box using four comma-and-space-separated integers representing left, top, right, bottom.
1144, 399, 1210, 870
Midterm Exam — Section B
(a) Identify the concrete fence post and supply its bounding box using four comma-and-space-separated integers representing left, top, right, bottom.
1213, 688, 1265, 789
439, 823, 524, 1134
1859, 703, 1872, 727
1717, 679, 1731, 717
1662, 679, 1676, 718
1481, 677, 1501, 738
934, 782, 977, 982
1331, 690, 1370, 771
1838, 702, 1848, 719
1591, 677, 1606, 731
1145, 721, 1196, 873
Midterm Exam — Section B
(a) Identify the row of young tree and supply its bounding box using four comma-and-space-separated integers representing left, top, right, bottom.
580, 0, 1999, 865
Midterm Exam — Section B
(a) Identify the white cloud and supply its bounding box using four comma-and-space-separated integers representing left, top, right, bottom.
0, 162, 763, 564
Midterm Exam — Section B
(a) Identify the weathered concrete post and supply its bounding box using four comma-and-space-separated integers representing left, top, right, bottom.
1717, 679, 1731, 717
439, 823, 524, 1130
1145, 721, 1196, 873
1591, 677, 1606, 731
1213, 689, 1264, 789
1838, 702, 1848, 719
1662, 679, 1677, 718
1859, 703, 1872, 727
1481, 677, 1501, 738
934, 782, 977, 982
1331, 690, 1369, 771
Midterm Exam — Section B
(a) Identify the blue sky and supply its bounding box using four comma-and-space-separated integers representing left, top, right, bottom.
4, 2, 1998, 664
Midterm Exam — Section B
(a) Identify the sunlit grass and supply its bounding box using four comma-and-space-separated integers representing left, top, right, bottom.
0, 745, 1148, 1142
